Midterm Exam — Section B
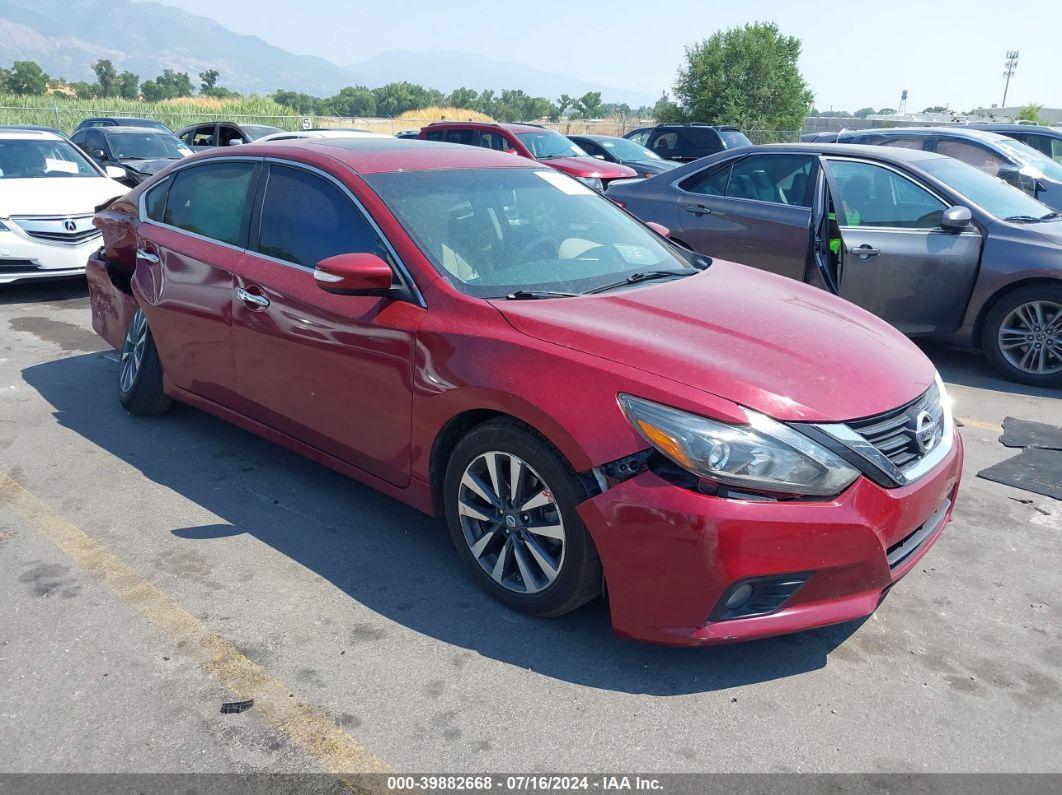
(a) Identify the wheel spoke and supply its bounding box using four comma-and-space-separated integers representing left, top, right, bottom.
484, 452, 504, 501
525, 521, 564, 541
524, 535, 559, 581
512, 540, 540, 592
509, 456, 524, 504
461, 471, 501, 508
519, 488, 552, 512
491, 538, 510, 583
458, 499, 494, 523
470, 528, 497, 558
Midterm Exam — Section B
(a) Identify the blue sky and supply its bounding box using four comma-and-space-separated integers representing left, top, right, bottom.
153, 0, 1060, 111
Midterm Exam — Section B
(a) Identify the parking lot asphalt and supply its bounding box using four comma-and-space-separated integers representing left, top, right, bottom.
1, 279, 1060, 776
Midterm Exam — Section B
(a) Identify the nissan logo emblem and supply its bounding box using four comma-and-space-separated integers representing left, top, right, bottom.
64, 220, 77, 232
912, 410, 939, 454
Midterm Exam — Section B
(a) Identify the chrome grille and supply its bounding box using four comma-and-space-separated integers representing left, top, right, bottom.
11, 215, 101, 246
847, 384, 944, 471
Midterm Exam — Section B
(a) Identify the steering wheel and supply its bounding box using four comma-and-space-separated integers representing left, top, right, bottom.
512, 234, 556, 263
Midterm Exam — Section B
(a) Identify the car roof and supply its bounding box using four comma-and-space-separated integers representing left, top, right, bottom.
199, 137, 544, 175
570, 134, 625, 142
756, 142, 946, 162
95, 126, 173, 135
0, 129, 65, 141
851, 126, 1010, 144
969, 123, 1062, 135
425, 121, 548, 134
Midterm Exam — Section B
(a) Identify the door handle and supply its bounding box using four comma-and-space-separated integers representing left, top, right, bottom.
852, 244, 880, 259
136, 248, 160, 264
683, 203, 712, 216
235, 286, 270, 308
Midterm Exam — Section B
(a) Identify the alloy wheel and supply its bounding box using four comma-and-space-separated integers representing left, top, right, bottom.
997, 300, 1062, 376
119, 309, 149, 393
457, 451, 566, 594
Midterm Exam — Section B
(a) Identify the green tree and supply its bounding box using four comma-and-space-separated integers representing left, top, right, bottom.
446, 87, 479, 109
5, 60, 49, 95
572, 91, 604, 119
853, 106, 876, 118
922, 105, 948, 113
140, 69, 194, 102
652, 92, 683, 123
476, 90, 497, 117
1016, 103, 1044, 123
70, 80, 96, 99
117, 71, 140, 99
555, 93, 575, 116
272, 90, 320, 115
371, 81, 442, 116
199, 69, 219, 92
672, 22, 814, 130
320, 86, 376, 117
877, 107, 896, 115
93, 59, 119, 98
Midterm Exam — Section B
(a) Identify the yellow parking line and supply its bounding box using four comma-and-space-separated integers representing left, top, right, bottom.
0, 472, 389, 786
957, 416, 1004, 433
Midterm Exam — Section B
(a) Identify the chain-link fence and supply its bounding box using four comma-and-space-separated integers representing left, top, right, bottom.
0, 103, 803, 144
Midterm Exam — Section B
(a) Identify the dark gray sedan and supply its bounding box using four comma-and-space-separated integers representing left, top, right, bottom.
567, 134, 679, 179
607, 143, 1062, 386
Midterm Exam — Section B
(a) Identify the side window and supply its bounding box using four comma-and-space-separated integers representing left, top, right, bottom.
878, 136, 926, 150
256, 165, 388, 268
218, 126, 244, 146
651, 131, 678, 155
479, 131, 509, 151
724, 155, 815, 206
827, 160, 946, 229
686, 128, 722, 152
71, 131, 88, 147
144, 177, 170, 222
87, 130, 107, 155
578, 140, 605, 158
1016, 134, 1051, 157
163, 161, 257, 245
425, 130, 446, 141
191, 125, 216, 147
683, 164, 731, 196
627, 129, 650, 146
933, 139, 1006, 176
444, 129, 478, 146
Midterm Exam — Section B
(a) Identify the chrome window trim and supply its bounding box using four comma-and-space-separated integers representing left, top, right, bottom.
809, 373, 955, 487
136, 155, 426, 308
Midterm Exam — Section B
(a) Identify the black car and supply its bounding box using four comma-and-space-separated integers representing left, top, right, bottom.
567, 134, 679, 178
71, 125, 191, 186
395, 129, 422, 139
73, 117, 172, 134
833, 127, 1062, 210
623, 124, 752, 163
176, 121, 284, 151
969, 124, 1062, 166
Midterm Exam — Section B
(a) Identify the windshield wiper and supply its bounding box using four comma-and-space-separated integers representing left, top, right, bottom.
583, 269, 693, 295
1004, 214, 1048, 223
504, 290, 578, 300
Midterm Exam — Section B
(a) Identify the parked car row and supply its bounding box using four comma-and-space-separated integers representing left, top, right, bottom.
83, 136, 962, 646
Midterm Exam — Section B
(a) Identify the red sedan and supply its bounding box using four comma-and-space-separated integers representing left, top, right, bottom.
86, 138, 963, 646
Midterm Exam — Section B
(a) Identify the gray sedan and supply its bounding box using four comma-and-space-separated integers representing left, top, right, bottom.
607, 143, 1062, 386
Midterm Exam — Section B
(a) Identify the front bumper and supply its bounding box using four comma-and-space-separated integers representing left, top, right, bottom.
578, 431, 963, 646
0, 229, 103, 285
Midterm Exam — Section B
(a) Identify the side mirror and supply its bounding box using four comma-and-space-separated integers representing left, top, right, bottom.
504, 148, 519, 156
941, 206, 972, 232
92, 148, 107, 160
996, 164, 1024, 189
645, 221, 671, 238
593, 154, 606, 160
227, 139, 243, 146
314, 253, 393, 295
104, 165, 127, 180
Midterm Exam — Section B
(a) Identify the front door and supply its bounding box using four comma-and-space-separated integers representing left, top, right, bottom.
822, 157, 982, 336
134, 159, 260, 405
227, 162, 424, 487
677, 153, 817, 282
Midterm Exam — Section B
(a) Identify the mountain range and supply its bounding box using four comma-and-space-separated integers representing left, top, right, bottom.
0, 0, 656, 105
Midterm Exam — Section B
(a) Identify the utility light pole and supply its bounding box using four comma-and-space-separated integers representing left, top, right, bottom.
1002, 50, 1019, 108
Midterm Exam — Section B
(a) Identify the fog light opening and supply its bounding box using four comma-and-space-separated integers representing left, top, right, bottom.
725, 583, 754, 609
709, 572, 813, 622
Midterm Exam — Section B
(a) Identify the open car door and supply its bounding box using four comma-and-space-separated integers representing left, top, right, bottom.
820, 156, 982, 336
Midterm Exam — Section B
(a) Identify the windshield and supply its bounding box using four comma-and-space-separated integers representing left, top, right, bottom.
108, 131, 191, 160
0, 138, 99, 179
242, 125, 282, 141
515, 131, 586, 159
364, 167, 700, 298
994, 136, 1062, 181
918, 156, 1056, 221
600, 137, 663, 162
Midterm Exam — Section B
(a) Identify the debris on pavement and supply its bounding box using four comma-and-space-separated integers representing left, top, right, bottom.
220, 699, 254, 714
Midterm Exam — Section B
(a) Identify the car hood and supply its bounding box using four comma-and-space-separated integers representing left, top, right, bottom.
491, 260, 935, 423
1031, 221, 1062, 246
541, 156, 637, 180
0, 177, 126, 217
119, 158, 178, 175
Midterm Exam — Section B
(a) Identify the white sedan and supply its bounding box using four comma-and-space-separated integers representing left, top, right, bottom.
0, 129, 127, 284
253, 128, 392, 143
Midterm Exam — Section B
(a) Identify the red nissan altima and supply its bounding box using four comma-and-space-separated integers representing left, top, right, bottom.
86, 138, 963, 645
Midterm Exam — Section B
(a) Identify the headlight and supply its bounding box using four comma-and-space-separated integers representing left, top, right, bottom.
575, 176, 603, 191
618, 394, 859, 497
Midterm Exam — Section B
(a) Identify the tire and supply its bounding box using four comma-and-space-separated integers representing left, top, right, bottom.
443, 419, 602, 617
981, 284, 1062, 388
117, 307, 172, 416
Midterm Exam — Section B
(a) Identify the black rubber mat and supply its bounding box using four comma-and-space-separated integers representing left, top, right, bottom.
978, 448, 1062, 501
999, 417, 1062, 451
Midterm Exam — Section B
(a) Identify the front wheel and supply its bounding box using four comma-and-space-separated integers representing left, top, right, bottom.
118, 307, 172, 415
443, 420, 602, 617
981, 285, 1062, 388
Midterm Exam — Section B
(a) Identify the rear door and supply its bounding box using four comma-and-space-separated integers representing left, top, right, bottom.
134, 158, 260, 404
228, 161, 425, 486
822, 156, 982, 335
676, 153, 818, 282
